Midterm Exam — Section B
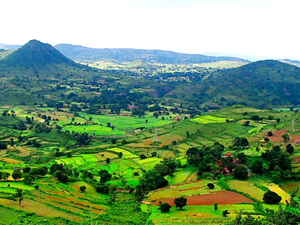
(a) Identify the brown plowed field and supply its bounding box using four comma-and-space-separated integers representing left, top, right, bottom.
152, 190, 254, 206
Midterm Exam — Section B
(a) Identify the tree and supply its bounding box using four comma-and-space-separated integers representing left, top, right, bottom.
186, 131, 190, 138
287, 144, 295, 154
0, 142, 7, 149
214, 202, 218, 210
233, 137, 249, 147
80, 186, 87, 193
54, 171, 69, 183
243, 121, 250, 126
60, 174, 69, 183
237, 152, 247, 164
16, 189, 23, 205
250, 160, 264, 174
153, 112, 159, 118
118, 152, 123, 158
139, 170, 168, 191
95, 184, 110, 194
251, 115, 260, 121
207, 183, 215, 189
223, 210, 230, 217
106, 158, 111, 165
234, 165, 248, 180
160, 203, 171, 213
282, 133, 290, 143
23, 173, 33, 185
154, 164, 172, 176
140, 154, 147, 159
263, 191, 282, 204
12, 171, 23, 181
99, 170, 112, 183
23, 167, 31, 173
152, 152, 157, 157
174, 197, 187, 210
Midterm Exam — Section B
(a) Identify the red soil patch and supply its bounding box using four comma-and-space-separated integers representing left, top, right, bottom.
291, 135, 300, 145
292, 156, 300, 164
152, 190, 254, 206
172, 116, 180, 121
268, 130, 286, 143
268, 129, 300, 145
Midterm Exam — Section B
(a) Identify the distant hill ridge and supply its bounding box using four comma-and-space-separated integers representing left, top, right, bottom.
0, 43, 21, 50
167, 60, 300, 108
55, 44, 249, 64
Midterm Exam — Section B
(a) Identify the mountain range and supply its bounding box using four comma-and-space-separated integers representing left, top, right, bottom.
54, 44, 249, 64
0, 39, 300, 109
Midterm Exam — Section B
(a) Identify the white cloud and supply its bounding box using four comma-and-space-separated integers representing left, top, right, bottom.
1, 0, 300, 60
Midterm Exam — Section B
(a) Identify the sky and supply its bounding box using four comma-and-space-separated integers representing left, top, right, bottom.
1, 0, 300, 60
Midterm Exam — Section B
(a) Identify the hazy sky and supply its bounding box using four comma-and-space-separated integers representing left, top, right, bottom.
1, 0, 300, 60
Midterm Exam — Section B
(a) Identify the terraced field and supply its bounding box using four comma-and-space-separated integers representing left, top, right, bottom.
148, 180, 221, 202
227, 180, 265, 201
192, 115, 233, 124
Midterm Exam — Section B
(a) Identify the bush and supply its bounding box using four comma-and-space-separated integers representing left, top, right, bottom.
234, 165, 248, 180
140, 154, 147, 159
95, 184, 110, 194
263, 191, 282, 204
160, 203, 171, 213
174, 197, 187, 210
207, 183, 215, 189
250, 160, 264, 174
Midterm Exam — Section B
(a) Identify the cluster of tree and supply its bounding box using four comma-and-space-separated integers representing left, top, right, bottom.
12, 168, 23, 181
99, 170, 112, 183
135, 170, 168, 201
2, 110, 15, 117
12, 121, 27, 131
0, 171, 10, 180
261, 145, 292, 182
0, 141, 7, 149
221, 152, 247, 175
73, 132, 92, 145
22, 166, 47, 185
50, 163, 79, 183
159, 197, 188, 213
232, 137, 249, 148
34, 123, 51, 133
153, 159, 176, 177
186, 142, 224, 175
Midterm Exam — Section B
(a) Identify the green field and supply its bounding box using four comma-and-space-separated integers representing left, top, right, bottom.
0, 182, 34, 191
192, 115, 233, 124
79, 112, 174, 129
146, 204, 255, 224
62, 124, 126, 136
0, 206, 22, 225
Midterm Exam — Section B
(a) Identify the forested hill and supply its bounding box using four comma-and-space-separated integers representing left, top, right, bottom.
167, 60, 300, 108
55, 44, 249, 64
0, 40, 100, 105
0, 40, 78, 71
